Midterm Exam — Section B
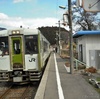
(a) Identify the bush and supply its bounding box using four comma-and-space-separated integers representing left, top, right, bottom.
85, 67, 97, 73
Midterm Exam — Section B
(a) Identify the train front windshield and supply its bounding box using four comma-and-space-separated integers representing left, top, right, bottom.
25, 35, 38, 54
0, 37, 9, 55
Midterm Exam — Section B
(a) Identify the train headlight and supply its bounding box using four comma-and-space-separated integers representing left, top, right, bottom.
12, 31, 16, 34
16, 30, 20, 34
12, 30, 20, 34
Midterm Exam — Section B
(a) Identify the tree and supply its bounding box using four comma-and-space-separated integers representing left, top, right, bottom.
72, 1, 100, 31
38, 26, 69, 45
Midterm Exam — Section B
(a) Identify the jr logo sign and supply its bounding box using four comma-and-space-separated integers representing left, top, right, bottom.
29, 58, 36, 62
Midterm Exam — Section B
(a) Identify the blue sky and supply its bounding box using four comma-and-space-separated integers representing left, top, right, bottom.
0, 0, 67, 18
0, 0, 68, 29
0, 0, 99, 30
0, 0, 68, 18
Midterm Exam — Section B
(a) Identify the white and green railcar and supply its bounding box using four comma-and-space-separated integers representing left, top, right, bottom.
0, 28, 50, 83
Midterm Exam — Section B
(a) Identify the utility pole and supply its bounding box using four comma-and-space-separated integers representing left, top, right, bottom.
68, 0, 74, 74
59, 0, 74, 74
58, 20, 61, 55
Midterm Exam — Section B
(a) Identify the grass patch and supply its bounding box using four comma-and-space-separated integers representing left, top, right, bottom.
96, 77, 100, 82
82, 75, 100, 94
95, 88, 100, 93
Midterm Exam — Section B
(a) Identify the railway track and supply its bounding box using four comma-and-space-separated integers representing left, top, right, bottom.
0, 82, 38, 99
0, 55, 49, 99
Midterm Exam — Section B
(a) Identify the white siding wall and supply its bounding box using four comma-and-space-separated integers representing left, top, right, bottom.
85, 35, 100, 67
77, 34, 100, 68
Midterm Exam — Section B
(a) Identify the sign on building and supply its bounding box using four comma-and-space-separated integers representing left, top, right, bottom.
77, 0, 100, 12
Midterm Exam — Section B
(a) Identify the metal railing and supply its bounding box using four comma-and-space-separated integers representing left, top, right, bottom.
74, 58, 86, 70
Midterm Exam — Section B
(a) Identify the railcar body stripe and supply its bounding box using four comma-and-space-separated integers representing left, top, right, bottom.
54, 53, 64, 99
38, 32, 41, 71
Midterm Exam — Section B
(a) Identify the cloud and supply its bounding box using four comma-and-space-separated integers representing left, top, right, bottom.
0, 13, 58, 29
0, 13, 9, 19
13, 0, 24, 3
13, 0, 32, 3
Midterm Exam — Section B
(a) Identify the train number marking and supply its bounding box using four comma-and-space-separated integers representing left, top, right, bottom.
29, 58, 36, 62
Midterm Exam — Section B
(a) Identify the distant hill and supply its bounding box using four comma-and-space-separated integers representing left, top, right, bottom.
38, 26, 69, 45
0, 27, 6, 31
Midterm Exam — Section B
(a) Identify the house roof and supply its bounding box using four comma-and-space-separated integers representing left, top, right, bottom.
73, 30, 100, 38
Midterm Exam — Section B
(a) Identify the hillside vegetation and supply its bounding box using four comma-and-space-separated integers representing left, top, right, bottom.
38, 26, 69, 45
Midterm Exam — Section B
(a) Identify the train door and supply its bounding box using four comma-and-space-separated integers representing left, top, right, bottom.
10, 36, 24, 70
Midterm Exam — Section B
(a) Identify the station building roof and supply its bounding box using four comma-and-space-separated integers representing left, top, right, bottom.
73, 30, 100, 38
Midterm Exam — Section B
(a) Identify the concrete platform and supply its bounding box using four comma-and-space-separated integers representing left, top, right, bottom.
34, 53, 100, 99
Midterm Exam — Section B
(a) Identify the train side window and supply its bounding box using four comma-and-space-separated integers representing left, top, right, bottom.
0, 37, 9, 55
44, 41, 48, 52
13, 40, 20, 54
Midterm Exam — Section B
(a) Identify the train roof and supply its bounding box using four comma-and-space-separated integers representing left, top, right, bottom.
0, 28, 40, 36
0, 30, 8, 36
